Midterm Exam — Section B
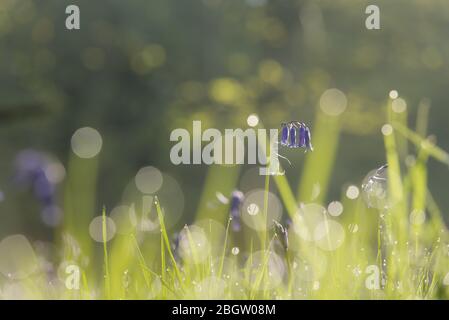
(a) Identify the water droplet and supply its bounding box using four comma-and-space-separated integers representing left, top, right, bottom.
362, 164, 388, 209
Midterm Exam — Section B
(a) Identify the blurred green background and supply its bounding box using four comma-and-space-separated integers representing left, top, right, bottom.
1, 0, 448, 238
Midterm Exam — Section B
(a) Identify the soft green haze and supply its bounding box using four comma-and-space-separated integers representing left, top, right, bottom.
0, 0, 448, 299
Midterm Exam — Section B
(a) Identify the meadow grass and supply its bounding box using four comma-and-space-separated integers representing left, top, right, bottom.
2, 100, 449, 300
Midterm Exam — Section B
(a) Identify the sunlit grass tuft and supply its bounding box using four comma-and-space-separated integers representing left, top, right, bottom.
1, 99, 449, 300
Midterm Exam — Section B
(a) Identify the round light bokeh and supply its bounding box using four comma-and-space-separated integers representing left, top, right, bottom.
247, 114, 259, 127
122, 172, 184, 232
327, 201, 343, 217
135, 166, 163, 194
292, 203, 327, 242
319, 88, 347, 116
178, 225, 210, 264
346, 185, 360, 200
313, 219, 345, 251
195, 219, 226, 255
71, 127, 103, 159
246, 251, 287, 290
110, 205, 138, 234
44, 162, 66, 184
240, 189, 282, 231
0, 234, 38, 280
389, 90, 399, 99
89, 216, 116, 242
246, 251, 285, 291
381, 124, 393, 136
392, 98, 407, 113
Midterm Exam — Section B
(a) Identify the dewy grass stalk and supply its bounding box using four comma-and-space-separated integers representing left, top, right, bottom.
102, 206, 111, 299
2, 101, 449, 300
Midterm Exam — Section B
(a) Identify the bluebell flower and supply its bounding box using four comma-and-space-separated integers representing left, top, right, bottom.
288, 123, 297, 148
280, 123, 289, 146
280, 121, 313, 152
298, 124, 306, 147
304, 124, 313, 151
230, 190, 244, 232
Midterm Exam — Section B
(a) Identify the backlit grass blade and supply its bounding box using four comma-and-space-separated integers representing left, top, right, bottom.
154, 196, 184, 288
102, 206, 111, 299
392, 121, 449, 166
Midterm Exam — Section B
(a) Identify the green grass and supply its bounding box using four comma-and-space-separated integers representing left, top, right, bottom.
2, 100, 449, 300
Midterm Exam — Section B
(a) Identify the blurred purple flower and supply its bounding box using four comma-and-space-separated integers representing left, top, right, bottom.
230, 190, 244, 232
171, 232, 181, 262
14, 149, 62, 226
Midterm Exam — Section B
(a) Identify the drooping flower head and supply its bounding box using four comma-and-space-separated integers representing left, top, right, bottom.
298, 123, 306, 147
288, 123, 297, 148
280, 121, 313, 151
280, 122, 289, 146
304, 123, 313, 151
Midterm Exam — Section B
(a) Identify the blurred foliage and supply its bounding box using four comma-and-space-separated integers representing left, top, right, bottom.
1, 0, 449, 238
